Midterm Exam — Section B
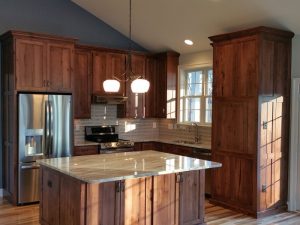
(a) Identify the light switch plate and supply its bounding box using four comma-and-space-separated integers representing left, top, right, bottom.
153, 122, 157, 129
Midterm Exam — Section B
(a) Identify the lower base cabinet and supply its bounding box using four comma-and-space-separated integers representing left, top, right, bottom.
40, 166, 205, 225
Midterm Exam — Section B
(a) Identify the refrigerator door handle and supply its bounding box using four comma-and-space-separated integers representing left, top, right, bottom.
49, 100, 53, 156
45, 101, 50, 157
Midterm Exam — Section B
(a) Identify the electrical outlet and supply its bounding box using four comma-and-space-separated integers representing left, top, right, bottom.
153, 122, 157, 129
262, 184, 267, 192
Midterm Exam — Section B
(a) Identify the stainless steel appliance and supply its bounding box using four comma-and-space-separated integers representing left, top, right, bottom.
18, 93, 73, 204
85, 126, 134, 153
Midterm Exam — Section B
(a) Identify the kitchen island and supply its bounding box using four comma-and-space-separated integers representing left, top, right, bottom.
38, 150, 221, 225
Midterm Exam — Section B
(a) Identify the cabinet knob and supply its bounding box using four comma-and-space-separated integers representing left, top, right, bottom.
47, 180, 52, 188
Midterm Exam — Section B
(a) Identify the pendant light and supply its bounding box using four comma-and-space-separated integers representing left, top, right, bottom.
103, 0, 150, 94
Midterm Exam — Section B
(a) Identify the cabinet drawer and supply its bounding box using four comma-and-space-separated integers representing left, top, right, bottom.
73, 146, 99, 156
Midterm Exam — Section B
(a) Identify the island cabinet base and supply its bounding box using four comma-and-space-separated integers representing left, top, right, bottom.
40, 166, 206, 225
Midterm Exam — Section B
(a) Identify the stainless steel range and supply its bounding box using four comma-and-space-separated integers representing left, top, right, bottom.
85, 126, 134, 153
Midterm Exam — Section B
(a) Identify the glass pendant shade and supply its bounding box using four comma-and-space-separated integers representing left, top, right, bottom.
103, 79, 120, 93
131, 79, 150, 93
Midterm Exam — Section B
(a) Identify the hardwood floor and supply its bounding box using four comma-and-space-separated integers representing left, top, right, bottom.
1, 198, 300, 225
0, 198, 39, 225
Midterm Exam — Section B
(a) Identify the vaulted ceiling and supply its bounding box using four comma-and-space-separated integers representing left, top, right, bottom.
72, 0, 300, 54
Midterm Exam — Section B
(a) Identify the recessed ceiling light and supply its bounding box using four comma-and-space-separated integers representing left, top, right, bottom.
184, 39, 194, 46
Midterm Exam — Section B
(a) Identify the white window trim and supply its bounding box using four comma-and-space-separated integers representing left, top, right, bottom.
177, 63, 212, 126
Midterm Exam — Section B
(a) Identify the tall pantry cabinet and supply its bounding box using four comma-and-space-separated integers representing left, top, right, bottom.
209, 27, 294, 217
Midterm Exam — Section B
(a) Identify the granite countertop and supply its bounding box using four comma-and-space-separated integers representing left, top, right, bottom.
74, 140, 100, 146
155, 139, 211, 150
75, 139, 211, 150
38, 150, 221, 184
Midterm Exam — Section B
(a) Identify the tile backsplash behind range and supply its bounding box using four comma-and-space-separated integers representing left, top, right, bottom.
74, 105, 159, 143
74, 104, 211, 146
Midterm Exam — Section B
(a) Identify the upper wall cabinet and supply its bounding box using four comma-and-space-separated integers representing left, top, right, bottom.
92, 51, 126, 96
117, 54, 146, 118
155, 51, 180, 119
47, 42, 74, 92
74, 46, 92, 119
2, 31, 76, 93
15, 38, 47, 91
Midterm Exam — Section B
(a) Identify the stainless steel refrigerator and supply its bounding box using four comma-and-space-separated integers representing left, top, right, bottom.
18, 93, 73, 204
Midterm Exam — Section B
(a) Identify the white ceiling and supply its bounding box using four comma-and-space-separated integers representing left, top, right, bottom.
72, 0, 300, 54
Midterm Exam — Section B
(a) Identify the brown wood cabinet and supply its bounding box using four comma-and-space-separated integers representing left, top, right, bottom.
92, 51, 126, 96
15, 38, 47, 91
73, 146, 99, 156
10, 31, 76, 92
40, 165, 205, 225
209, 27, 294, 217
47, 42, 74, 92
134, 141, 161, 151
145, 56, 157, 118
74, 47, 92, 119
117, 54, 146, 118
155, 52, 179, 119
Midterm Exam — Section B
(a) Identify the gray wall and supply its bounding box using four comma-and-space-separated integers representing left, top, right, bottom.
0, 0, 147, 189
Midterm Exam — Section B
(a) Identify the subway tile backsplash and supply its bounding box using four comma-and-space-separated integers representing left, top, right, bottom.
74, 104, 211, 146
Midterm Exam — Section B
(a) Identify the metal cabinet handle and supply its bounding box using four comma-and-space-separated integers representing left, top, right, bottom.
116, 181, 121, 192
176, 174, 183, 183
21, 165, 40, 169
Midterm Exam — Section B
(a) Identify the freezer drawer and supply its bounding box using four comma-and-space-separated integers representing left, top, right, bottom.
18, 162, 40, 204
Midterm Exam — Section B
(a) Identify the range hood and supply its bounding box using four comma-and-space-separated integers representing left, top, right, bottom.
92, 95, 128, 104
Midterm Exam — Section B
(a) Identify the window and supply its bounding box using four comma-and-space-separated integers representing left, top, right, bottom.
178, 67, 213, 125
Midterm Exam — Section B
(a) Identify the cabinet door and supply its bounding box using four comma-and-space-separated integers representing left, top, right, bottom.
92, 51, 107, 94
155, 56, 167, 118
212, 98, 257, 155
178, 171, 205, 225
145, 57, 157, 118
121, 178, 147, 225
166, 54, 178, 119
92, 52, 126, 96
74, 49, 92, 119
152, 174, 177, 225
125, 54, 146, 118
107, 53, 126, 96
213, 43, 235, 97
40, 167, 60, 225
47, 42, 73, 92
15, 38, 47, 91
213, 38, 257, 98
86, 181, 119, 225
73, 146, 98, 156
